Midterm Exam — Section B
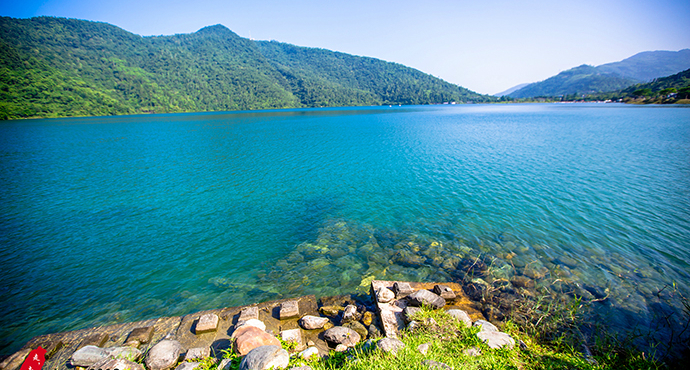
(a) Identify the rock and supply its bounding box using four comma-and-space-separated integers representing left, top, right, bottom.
323, 321, 334, 330
239, 345, 289, 370
417, 343, 430, 355
433, 285, 456, 300
184, 347, 210, 361
280, 329, 303, 351
319, 306, 342, 317
343, 321, 368, 340
195, 313, 219, 334
234, 326, 282, 356
71, 346, 109, 367
473, 320, 498, 332
393, 282, 414, 298
407, 290, 446, 309
88, 357, 145, 370
81, 333, 109, 347
239, 306, 259, 322
279, 301, 300, 320
106, 346, 143, 362
519, 340, 528, 350
403, 306, 421, 323
422, 359, 452, 370
477, 331, 515, 349
323, 326, 361, 347
145, 340, 184, 370
173, 362, 199, 370
463, 347, 481, 356
298, 347, 319, 360
126, 326, 155, 345
407, 321, 420, 332
299, 315, 329, 330
341, 304, 360, 324
362, 311, 374, 326
0, 348, 31, 370
376, 287, 395, 303
334, 344, 348, 352
511, 275, 535, 289
217, 358, 233, 370
377, 338, 405, 355
367, 324, 382, 338
361, 339, 375, 353
235, 319, 266, 332
446, 309, 472, 327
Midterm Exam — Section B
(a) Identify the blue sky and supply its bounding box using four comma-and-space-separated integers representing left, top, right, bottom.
2, 0, 689, 94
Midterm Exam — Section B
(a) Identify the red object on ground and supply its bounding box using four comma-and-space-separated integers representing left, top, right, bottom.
20, 347, 46, 370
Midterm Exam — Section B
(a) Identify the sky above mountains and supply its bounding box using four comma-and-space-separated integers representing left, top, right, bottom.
2, 0, 689, 94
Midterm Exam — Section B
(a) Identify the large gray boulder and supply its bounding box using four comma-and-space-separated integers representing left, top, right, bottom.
239, 345, 289, 370
145, 340, 184, 370
323, 326, 361, 347
87, 357, 145, 370
71, 346, 109, 367
407, 290, 446, 309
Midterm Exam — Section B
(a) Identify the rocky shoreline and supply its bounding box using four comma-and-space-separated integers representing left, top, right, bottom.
0, 280, 518, 370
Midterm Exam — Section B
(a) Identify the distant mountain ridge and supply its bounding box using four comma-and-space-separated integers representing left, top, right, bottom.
507, 49, 690, 98
0, 17, 491, 120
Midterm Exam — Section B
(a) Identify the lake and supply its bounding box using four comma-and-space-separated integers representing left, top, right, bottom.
1, 103, 689, 355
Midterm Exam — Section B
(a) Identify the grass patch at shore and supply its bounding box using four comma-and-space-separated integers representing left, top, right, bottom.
281, 307, 664, 370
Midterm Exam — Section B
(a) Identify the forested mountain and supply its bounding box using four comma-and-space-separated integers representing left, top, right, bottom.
507, 49, 690, 99
506, 65, 638, 98
597, 49, 690, 82
590, 68, 690, 102
0, 16, 491, 120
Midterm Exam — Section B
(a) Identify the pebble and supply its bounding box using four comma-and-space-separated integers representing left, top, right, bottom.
407, 289, 446, 309
417, 343, 430, 355
446, 309, 472, 327
376, 287, 395, 303
477, 331, 515, 349
323, 326, 361, 347
376, 338, 405, 355
473, 320, 498, 332
298, 346, 319, 360
299, 315, 330, 330
422, 359, 452, 370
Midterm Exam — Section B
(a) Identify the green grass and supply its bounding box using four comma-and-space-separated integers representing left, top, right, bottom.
197, 306, 666, 370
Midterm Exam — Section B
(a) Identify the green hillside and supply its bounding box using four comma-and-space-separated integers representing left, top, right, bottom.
0, 16, 491, 120
255, 40, 485, 106
507, 65, 638, 99
507, 49, 690, 99
597, 49, 690, 82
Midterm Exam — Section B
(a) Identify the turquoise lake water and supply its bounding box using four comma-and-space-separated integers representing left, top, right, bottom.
1, 104, 689, 354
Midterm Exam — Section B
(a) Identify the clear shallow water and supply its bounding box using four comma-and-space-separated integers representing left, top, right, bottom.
1, 104, 689, 354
